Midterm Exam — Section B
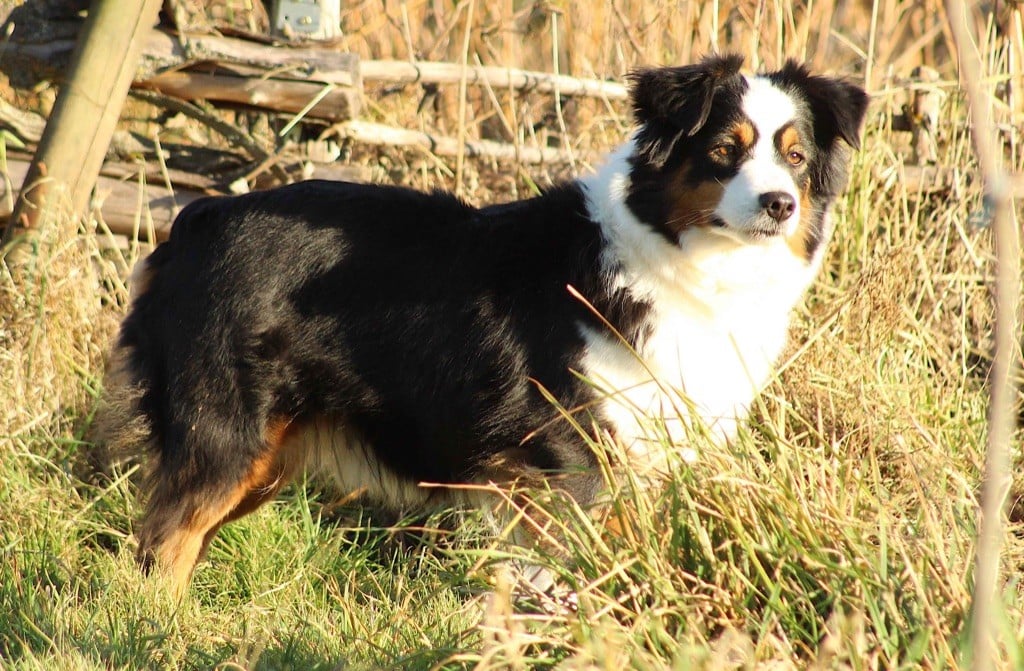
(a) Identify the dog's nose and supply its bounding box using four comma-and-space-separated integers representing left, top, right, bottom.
759, 192, 796, 222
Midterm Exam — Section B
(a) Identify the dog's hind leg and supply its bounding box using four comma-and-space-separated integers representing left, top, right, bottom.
474, 448, 603, 604
135, 418, 303, 597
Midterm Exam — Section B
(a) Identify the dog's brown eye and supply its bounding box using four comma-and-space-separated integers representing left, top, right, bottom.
711, 145, 735, 161
787, 149, 806, 166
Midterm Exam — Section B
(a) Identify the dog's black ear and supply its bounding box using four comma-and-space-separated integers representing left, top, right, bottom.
622, 53, 745, 166
627, 54, 745, 167
776, 60, 868, 150
629, 54, 745, 134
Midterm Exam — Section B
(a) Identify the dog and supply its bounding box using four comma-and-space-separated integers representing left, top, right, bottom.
98, 54, 867, 597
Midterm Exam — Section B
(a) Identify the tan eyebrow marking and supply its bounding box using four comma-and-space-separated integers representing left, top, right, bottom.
778, 124, 802, 151
730, 120, 757, 149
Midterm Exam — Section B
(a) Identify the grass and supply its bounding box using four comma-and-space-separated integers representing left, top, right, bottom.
2, 0, 1023, 668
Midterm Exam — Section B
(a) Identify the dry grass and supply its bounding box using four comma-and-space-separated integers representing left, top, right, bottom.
2, 0, 1023, 668
1, 205, 123, 451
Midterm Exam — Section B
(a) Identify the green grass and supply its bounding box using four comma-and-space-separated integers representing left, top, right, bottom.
0, 446, 482, 669
2, 51, 1023, 671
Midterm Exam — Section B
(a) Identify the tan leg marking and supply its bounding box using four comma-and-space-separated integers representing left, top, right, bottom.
136, 418, 304, 597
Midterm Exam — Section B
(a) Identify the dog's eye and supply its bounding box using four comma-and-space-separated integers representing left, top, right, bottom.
786, 149, 806, 166
710, 144, 736, 162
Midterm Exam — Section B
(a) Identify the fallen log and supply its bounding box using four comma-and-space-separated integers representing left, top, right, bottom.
25, 28, 614, 105
136, 29, 361, 121
360, 60, 628, 100
874, 162, 1024, 198
0, 98, 46, 144
7, 28, 361, 89
0, 154, 200, 241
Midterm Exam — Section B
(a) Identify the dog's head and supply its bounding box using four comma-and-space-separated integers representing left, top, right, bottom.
624, 55, 868, 260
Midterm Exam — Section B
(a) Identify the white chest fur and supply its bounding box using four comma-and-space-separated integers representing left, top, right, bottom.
578, 144, 821, 463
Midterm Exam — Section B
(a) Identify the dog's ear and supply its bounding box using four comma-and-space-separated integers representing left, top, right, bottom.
776, 60, 868, 150
628, 54, 745, 168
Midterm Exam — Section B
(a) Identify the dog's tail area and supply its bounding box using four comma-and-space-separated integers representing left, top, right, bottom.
94, 195, 218, 472
93, 240, 219, 596
95, 212, 306, 597
92, 251, 166, 480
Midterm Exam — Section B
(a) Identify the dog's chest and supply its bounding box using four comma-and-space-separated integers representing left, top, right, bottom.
581, 237, 814, 455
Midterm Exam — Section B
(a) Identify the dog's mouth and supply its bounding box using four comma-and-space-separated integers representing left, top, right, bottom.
747, 220, 786, 239
708, 215, 785, 240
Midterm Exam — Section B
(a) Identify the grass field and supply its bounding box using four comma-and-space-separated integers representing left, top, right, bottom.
2, 0, 1023, 669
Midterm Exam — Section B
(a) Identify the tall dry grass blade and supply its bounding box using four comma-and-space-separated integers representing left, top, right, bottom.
865, 0, 881, 90
550, 11, 577, 173
750, 0, 765, 69
945, 0, 1023, 669
455, 0, 476, 198
711, 0, 720, 53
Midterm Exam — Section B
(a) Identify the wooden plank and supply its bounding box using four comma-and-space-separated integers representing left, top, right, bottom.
360, 60, 628, 100
140, 29, 360, 87
136, 70, 361, 121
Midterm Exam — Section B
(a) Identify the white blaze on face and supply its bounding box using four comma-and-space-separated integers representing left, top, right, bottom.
714, 76, 801, 237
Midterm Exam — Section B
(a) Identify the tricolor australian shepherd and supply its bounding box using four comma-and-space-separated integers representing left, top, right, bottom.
99, 55, 867, 596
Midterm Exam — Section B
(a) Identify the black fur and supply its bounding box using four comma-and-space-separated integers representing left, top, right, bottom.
118, 181, 649, 502
625, 58, 750, 237
627, 54, 746, 169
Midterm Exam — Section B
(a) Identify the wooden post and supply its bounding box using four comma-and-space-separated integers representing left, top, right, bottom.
1, 0, 162, 249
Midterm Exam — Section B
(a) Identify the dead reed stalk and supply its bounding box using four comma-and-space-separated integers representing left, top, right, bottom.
945, 0, 1022, 668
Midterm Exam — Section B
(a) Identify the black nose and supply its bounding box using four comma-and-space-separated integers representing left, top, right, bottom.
759, 191, 796, 222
